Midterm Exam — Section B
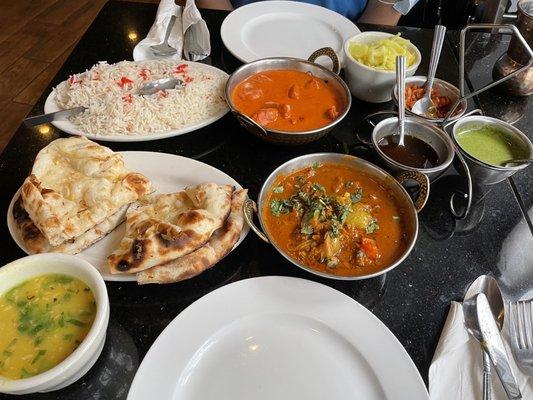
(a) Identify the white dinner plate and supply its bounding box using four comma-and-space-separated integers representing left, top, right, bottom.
43, 62, 229, 142
128, 276, 429, 400
7, 151, 248, 282
221, 1, 360, 64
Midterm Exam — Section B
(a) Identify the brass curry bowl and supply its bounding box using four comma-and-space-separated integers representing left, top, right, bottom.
225, 48, 352, 145
243, 153, 428, 280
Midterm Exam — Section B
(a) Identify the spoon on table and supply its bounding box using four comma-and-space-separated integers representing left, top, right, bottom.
463, 275, 504, 400
150, 15, 178, 56
395, 55, 407, 147
24, 77, 184, 127
411, 25, 447, 117
501, 158, 533, 167
463, 275, 522, 400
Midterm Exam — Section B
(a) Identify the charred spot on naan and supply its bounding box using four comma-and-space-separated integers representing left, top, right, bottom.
176, 210, 206, 226
109, 226, 206, 273
156, 229, 202, 250
123, 173, 153, 197
13, 197, 42, 242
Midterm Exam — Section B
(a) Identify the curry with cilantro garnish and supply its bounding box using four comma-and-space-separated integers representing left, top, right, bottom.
262, 163, 409, 277
0, 274, 96, 380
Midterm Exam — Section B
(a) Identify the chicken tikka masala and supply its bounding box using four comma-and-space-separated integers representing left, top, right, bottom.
232, 69, 342, 132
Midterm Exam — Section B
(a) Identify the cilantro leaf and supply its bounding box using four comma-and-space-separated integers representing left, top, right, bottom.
366, 220, 379, 234
350, 188, 363, 203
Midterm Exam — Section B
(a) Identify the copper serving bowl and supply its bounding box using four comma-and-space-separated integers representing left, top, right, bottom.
243, 153, 429, 280
225, 48, 351, 145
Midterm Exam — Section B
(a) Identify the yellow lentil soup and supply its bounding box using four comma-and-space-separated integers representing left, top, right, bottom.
0, 274, 96, 380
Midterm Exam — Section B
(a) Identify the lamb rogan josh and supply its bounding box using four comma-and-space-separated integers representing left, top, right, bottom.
231, 69, 343, 132
262, 163, 409, 277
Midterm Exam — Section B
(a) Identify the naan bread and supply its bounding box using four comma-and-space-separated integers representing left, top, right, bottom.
21, 137, 152, 246
12, 196, 127, 254
137, 189, 247, 285
108, 183, 234, 274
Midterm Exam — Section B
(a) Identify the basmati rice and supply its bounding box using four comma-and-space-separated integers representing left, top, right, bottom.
53, 60, 228, 136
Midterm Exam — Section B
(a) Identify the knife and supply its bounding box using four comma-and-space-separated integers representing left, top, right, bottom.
24, 106, 86, 127
477, 293, 522, 399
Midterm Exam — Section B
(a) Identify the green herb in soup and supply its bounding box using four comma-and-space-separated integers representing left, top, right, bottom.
456, 124, 528, 167
0, 274, 96, 380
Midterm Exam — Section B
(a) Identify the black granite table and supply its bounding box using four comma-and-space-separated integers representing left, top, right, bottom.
0, 2, 532, 398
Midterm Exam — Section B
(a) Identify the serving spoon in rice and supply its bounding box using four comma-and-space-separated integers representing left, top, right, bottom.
24, 77, 185, 127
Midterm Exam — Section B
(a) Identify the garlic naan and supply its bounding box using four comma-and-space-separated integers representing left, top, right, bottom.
137, 189, 247, 284
108, 183, 234, 274
13, 196, 127, 255
21, 137, 152, 246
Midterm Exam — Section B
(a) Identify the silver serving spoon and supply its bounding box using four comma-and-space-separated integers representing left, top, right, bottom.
137, 77, 184, 96
395, 55, 406, 147
464, 275, 504, 400
412, 25, 446, 117
501, 158, 533, 167
24, 77, 184, 127
150, 15, 178, 56
463, 275, 522, 400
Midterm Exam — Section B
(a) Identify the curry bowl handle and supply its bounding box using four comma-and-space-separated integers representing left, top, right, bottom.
308, 47, 340, 74
232, 110, 268, 137
243, 199, 270, 243
396, 171, 430, 212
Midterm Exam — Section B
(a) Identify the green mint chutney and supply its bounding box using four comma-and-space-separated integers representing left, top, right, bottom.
456, 124, 529, 167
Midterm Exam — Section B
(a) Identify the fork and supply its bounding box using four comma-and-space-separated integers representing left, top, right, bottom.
510, 300, 533, 370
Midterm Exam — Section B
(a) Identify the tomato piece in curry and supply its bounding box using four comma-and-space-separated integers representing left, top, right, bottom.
262, 163, 409, 277
231, 69, 342, 132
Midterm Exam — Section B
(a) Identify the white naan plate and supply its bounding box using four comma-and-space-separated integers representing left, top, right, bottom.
127, 276, 429, 400
7, 151, 249, 282
43, 61, 229, 142
220, 1, 360, 64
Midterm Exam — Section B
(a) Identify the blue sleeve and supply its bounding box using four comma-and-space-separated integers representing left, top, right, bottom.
231, 0, 368, 21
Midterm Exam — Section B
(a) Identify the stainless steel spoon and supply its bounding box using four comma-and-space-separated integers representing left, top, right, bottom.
463, 276, 521, 400
395, 55, 406, 147
501, 158, 533, 167
464, 275, 504, 400
24, 77, 184, 127
136, 77, 184, 96
412, 25, 446, 117
150, 14, 178, 56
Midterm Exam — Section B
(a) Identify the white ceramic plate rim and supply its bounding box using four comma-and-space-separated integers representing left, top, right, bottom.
220, 0, 360, 63
127, 276, 429, 400
7, 151, 249, 282
43, 61, 229, 142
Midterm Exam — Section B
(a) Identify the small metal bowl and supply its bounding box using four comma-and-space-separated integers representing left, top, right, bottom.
392, 76, 467, 123
225, 50, 351, 146
243, 153, 429, 281
372, 116, 455, 181
452, 115, 533, 185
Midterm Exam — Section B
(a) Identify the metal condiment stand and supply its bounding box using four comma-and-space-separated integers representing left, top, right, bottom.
443, 23, 533, 219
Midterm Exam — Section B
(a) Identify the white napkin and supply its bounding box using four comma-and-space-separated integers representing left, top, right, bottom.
429, 302, 533, 399
182, 0, 211, 61
133, 0, 210, 62
139, 0, 183, 60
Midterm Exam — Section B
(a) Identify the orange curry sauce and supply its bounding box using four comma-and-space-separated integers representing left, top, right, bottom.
262, 164, 409, 277
231, 69, 342, 132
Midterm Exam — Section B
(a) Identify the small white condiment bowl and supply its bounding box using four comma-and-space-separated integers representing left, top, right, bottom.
0, 254, 109, 395
343, 31, 421, 103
